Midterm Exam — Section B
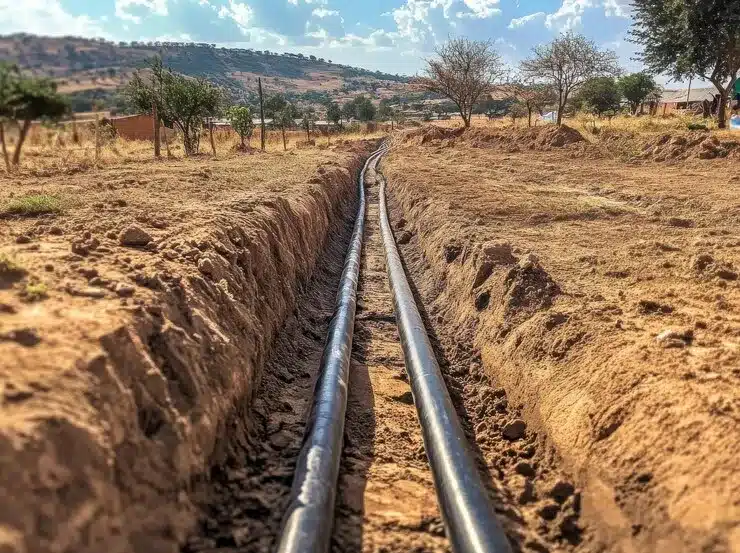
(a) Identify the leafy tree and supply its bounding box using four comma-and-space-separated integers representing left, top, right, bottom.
377, 98, 394, 122
326, 101, 341, 128
126, 57, 224, 156
520, 32, 620, 125
414, 38, 505, 127
619, 72, 660, 115
354, 95, 376, 121
341, 101, 355, 123
476, 95, 513, 119
276, 104, 296, 151
631, 0, 740, 128
226, 105, 255, 149
301, 106, 316, 141
508, 101, 528, 125
0, 62, 69, 170
575, 77, 622, 117
263, 94, 288, 119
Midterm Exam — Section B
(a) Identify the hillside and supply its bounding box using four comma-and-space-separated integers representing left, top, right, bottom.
0, 33, 414, 113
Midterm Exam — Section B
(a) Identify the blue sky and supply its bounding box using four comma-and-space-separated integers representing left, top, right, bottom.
1, 0, 644, 76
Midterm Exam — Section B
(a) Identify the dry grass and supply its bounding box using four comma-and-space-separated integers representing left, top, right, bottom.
0, 122, 386, 177
435, 112, 739, 141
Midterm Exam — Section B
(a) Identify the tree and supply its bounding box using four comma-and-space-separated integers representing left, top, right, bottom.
477, 95, 513, 119
377, 99, 394, 122
575, 77, 622, 118
302, 106, 316, 142
277, 105, 295, 151
126, 57, 224, 156
631, 0, 740, 128
508, 80, 558, 126
354, 95, 376, 122
226, 105, 255, 149
520, 32, 620, 125
0, 63, 69, 170
414, 38, 505, 127
341, 101, 355, 123
326, 101, 341, 128
508, 101, 527, 126
619, 72, 660, 115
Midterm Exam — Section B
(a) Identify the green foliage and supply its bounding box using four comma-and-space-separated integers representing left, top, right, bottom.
618, 73, 660, 114
353, 95, 376, 121
226, 105, 255, 147
475, 96, 514, 118
631, 0, 740, 127
23, 282, 48, 302
326, 101, 341, 126
125, 57, 225, 155
0, 62, 70, 168
575, 77, 622, 117
377, 99, 394, 121
3, 194, 62, 216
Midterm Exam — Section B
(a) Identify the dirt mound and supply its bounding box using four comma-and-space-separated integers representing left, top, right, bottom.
399, 124, 586, 152
0, 144, 374, 553
599, 129, 740, 161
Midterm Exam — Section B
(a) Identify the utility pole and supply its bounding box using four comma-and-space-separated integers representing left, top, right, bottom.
686, 76, 693, 110
259, 77, 266, 151
153, 101, 161, 158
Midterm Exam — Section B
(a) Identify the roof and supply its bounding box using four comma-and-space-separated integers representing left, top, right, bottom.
660, 87, 717, 104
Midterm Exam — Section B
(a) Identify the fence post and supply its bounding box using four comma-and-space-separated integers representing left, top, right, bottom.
153, 101, 161, 158
259, 77, 266, 151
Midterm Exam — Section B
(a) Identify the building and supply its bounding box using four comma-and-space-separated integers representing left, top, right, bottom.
659, 87, 718, 115
110, 114, 171, 141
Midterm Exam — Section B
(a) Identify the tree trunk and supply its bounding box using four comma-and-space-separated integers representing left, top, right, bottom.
163, 127, 171, 157
527, 106, 533, 128
703, 100, 711, 118
12, 119, 32, 166
639, 103, 644, 116
305, 123, 310, 142
209, 121, 216, 157
557, 90, 565, 126
153, 102, 161, 158
94, 113, 100, 165
240, 134, 245, 149
0, 123, 10, 173
282, 127, 287, 151
717, 92, 728, 129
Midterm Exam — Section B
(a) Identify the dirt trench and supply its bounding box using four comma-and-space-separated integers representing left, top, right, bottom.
0, 143, 374, 553
184, 154, 589, 553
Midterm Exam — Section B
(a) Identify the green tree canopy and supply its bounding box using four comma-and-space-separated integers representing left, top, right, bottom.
0, 62, 70, 170
326, 101, 341, 127
575, 77, 622, 117
631, 0, 740, 128
619, 72, 660, 114
226, 105, 255, 148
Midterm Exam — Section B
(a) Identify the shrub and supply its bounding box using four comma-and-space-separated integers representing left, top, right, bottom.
3, 194, 62, 216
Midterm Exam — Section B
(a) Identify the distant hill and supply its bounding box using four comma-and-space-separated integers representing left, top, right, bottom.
0, 33, 417, 114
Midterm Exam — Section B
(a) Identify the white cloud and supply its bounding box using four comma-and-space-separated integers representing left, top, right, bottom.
459, 0, 501, 19
0, 0, 107, 36
312, 7, 339, 18
508, 11, 545, 28
217, 0, 254, 32
545, 0, 630, 29
391, 0, 453, 42
115, 0, 167, 23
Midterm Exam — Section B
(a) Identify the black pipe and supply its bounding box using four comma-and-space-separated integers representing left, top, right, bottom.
275, 147, 386, 553
377, 168, 513, 553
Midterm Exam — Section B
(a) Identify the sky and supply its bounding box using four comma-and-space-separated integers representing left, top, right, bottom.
0, 0, 648, 77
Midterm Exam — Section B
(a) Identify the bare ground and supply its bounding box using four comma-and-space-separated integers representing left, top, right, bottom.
0, 142, 374, 553
381, 126, 740, 553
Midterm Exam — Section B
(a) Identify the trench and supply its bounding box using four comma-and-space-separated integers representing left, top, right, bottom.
181, 152, 589, 553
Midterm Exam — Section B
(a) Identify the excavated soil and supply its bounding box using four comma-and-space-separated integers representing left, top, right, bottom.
382, 127, 740, 553
0, 142, 374, 553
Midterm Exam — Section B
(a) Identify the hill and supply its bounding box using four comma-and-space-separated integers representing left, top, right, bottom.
0, 33, 415, 114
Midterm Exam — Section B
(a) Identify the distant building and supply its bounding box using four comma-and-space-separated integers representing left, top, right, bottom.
658, 87, 718, 115
110, 114, 171, 141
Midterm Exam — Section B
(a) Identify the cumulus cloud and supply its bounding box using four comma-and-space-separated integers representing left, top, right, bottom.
115, 0, 168, 23
508, 11, 545, 28
545, 0, 630, 29
312, 8, 339, 18
0, 0, 107, 36
459, 0, 501, 19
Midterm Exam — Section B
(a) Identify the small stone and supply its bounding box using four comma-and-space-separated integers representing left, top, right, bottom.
397, 230, 413, 245
502, 419, 527, 441
15, 235, 31, 244
514, 461, 535, 477
549, 481, 575, 503
198, 257, 215, 276
44, 264, 54, 272
537, 502, 561, 521
49, 226, 64, 236
114, 283, 136, 297
106, 230, 118, 240
119, 225, 153, 247
79, 267, 99, 279
444, 243, 462, 263
656, 328, 693, 347
0, 328, 41, 347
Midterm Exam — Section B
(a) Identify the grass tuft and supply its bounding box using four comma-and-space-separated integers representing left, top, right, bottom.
0, 254, 25, 276
3, 195, 63, 217
23, 281, 49, 302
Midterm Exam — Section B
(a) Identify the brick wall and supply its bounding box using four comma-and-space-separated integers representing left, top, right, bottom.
111, 114, 165, 141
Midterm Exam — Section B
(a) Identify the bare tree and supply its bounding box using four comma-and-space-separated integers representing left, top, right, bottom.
520, 32, 620, 125
414, 38, 506, 128
505, 78, 557, 127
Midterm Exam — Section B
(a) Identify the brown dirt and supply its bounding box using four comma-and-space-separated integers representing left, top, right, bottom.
381, 129, 740, 553
0, 142, 374, 553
